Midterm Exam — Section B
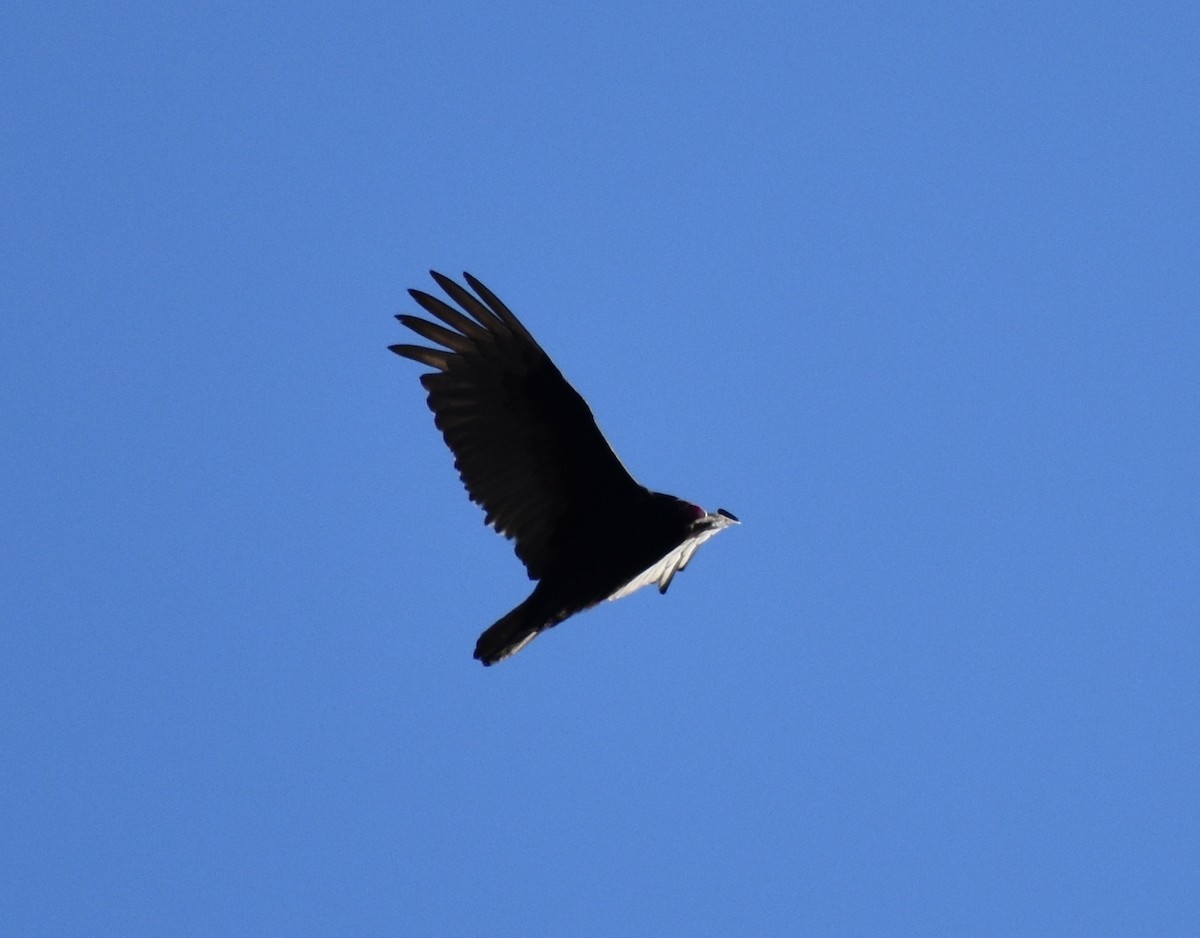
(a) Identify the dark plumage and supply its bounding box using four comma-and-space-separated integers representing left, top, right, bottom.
390, 272, 738, 665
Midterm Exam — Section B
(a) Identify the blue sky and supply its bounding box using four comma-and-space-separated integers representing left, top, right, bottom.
4, 2, 1198, 935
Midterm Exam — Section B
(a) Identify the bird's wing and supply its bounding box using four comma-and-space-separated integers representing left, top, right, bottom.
390, 272, 642, 579
606, 525, 724, 601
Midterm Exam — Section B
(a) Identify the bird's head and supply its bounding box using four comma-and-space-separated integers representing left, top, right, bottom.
704, 506, 740, 531
679, 501, 740, 532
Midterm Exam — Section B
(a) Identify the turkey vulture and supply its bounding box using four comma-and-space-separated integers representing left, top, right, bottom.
390, 272, 738, 665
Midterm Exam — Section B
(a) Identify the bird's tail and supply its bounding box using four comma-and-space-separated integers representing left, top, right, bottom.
474, 593, 552, 666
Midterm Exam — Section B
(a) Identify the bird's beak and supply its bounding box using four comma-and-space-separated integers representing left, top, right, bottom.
707, 508, 740, 528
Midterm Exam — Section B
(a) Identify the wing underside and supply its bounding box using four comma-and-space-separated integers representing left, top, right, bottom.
606, 526, 724, 601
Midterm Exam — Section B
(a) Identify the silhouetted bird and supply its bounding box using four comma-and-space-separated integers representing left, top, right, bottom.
390, 272, 738, 665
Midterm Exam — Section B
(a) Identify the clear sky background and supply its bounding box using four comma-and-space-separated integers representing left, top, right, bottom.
4, 2, 1198, 935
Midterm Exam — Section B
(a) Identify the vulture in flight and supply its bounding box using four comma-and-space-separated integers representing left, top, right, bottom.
390, 272, 738, 665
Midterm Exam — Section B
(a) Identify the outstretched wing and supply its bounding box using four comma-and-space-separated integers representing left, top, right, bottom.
390, 272, 642, 579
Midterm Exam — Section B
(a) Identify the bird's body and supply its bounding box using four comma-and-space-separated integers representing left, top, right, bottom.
391, 272, 737, 665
